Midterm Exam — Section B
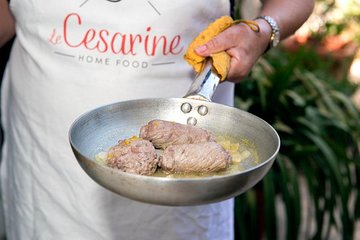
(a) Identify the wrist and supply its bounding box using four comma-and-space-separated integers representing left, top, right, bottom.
253, 18, 273, 54
255, 16, 281, 52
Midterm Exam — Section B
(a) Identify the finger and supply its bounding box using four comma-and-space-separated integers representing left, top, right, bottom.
226, 47, 255, 83
195, 27, 238, 57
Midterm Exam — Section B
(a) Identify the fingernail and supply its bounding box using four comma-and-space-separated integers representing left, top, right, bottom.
195, 45, 208, 53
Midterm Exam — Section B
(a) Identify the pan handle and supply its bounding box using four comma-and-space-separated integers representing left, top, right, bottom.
183, 60, 221, 102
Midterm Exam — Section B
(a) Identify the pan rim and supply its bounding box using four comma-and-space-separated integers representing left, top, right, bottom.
69, 97, 281, 182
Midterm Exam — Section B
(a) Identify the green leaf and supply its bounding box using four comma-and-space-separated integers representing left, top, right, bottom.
276, 155, 301, 239
263, 170, 277, 239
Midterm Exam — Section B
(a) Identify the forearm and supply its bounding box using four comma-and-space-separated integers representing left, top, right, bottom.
259, 0, 315, 40
0, 0, 15, 47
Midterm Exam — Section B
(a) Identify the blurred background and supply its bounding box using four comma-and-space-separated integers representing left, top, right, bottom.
0, 0, 359, 239
234, 0, 360, 239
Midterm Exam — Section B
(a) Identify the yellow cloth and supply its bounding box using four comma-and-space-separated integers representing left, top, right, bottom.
184, 16, 259, 81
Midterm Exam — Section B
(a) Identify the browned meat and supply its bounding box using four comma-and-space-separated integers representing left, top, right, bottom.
139, 120, 215, 149
106, 137, 158, 175
159, 142, 232, 173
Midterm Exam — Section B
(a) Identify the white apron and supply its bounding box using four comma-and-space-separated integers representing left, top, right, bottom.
1, 1, 235, 239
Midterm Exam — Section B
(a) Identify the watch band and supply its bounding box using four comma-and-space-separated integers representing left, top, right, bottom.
256, 16, 281, 51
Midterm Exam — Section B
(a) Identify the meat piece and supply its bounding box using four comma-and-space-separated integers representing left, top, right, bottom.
139, 119, 215, 149
159, 142, 231, 173
106, 137, 158, 175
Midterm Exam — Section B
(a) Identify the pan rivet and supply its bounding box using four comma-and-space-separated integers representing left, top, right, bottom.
181, 102, 192, 113
187, 117, 197, 126
198, 105, 208, 116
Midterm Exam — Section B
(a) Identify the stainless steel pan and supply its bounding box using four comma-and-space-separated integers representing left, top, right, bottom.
69, 62, 280, 206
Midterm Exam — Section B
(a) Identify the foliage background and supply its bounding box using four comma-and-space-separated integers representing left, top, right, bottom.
233, 0, 360, 239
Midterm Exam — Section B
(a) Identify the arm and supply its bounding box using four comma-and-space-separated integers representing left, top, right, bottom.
195, 0, 315, 82
0, 0, 15, 47
258, 0, 315, 41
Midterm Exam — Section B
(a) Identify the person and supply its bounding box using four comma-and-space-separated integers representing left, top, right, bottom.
0, 0, 314, 239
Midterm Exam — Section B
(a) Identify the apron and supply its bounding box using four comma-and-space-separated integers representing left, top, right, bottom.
1, 1, 235, 239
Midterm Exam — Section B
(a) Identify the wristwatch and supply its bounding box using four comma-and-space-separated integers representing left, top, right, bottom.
256, 16, 280, 50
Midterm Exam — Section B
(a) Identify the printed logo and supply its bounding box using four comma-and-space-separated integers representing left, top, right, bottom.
48, 1, 184, 69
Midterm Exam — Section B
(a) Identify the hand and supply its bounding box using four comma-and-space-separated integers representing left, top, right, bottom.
194, 20, 272, 83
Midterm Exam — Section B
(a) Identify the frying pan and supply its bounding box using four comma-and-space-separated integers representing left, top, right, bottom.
69, 62, 280, 206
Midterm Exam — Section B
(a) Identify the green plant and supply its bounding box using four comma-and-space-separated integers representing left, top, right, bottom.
233, 45, 360, 239
312, 0, 360, 44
